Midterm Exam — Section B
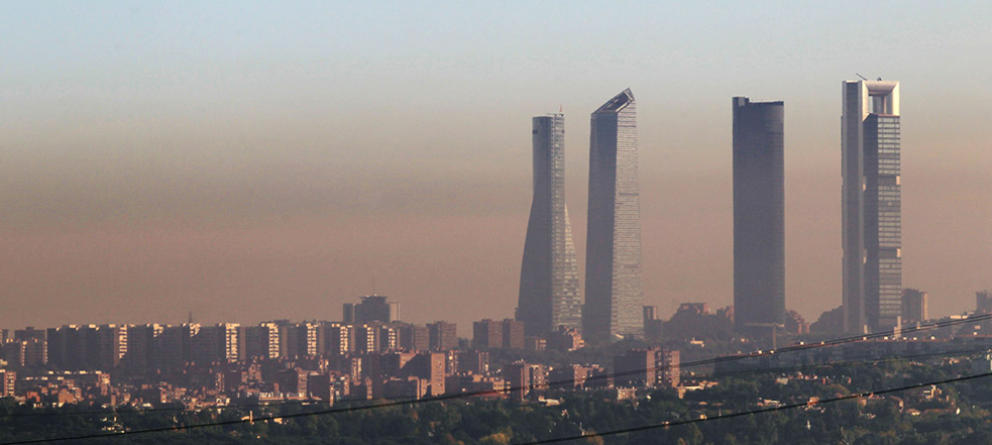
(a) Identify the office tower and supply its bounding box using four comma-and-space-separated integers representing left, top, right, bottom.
517, 113, 583, 335
842, 79, 902, 332
901, 289, 928, 323
732, 97, 786, 334
345, 295, 399, 324
584, 88, 644, 342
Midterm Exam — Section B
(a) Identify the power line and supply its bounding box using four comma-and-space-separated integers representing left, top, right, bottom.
515, 371, 992, 445
1, 348, 986, 445
0, 313, 987, 423
0, 315, 987, 443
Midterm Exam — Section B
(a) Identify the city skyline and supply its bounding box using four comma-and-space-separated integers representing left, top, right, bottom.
3, 2, 991, 334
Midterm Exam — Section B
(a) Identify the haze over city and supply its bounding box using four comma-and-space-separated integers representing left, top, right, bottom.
3, 1, 991, 334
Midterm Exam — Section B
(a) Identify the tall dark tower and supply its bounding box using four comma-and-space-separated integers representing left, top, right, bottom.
732, 97, 785, 334
584, 89, 643, 342
842, 80, 902, 333
517, 113, 582, 335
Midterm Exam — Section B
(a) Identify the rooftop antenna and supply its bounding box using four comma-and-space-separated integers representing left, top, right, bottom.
856, 73, 869, 81
559, 104, 563, 113
188, 311, 193, 324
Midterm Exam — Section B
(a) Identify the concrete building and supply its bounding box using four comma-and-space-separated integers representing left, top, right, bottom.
427, 322, 457, 351
501, 319, 525, 349
842, 79, 903, 332
517, 112, 583, 335
344, 295, 400, 324
732, 97, 786, 334
472, 319, 502, 349
901, 289, 928, 323
584, 88, 644, 342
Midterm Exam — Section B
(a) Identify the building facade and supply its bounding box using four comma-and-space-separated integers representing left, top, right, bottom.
842, 80, 902, 332
584, 88, 644, 342
517, 113, 583, 335
732, 97, 786, 333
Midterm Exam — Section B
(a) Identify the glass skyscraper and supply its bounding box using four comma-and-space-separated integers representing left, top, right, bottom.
517, 113, 582, 335
583, 89, 643, 342
842, 80, 902, 332
732, 97, 785, 334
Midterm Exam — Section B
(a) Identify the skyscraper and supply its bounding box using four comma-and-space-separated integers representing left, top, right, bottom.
584, 88, 643, 342
842, 79, 902, 332
517, 113, 583, 335
732, 97, 785, 334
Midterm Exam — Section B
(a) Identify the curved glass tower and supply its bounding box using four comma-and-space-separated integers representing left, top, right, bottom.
583, 89, 643, 342
517, 113, 582, 336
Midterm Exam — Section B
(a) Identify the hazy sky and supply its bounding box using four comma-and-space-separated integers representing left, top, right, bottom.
2, 1, 991, 334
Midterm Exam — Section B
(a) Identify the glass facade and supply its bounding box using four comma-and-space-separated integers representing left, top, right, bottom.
517, 113, 582, 335
731, 97, 786, 332
841, 80, 902, 332
864, 114, 902, 328
584, 89, 643, 342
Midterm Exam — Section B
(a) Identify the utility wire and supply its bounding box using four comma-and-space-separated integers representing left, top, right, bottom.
0, 313, 988, 423
515, 371, 992, 445
0, 315, 988, 443
1, 348, 987, 444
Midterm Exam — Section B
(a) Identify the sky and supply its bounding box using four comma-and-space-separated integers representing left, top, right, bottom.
2, 1, 991, 335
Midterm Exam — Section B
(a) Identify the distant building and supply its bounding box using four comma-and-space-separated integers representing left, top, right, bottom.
320, 322, 353, 355
902, 289, 928, 323
546, 326, 584, 351
501, 319, 525, 349
517, 112, 583, 336
458, 350, 490, 374
354, 323, 380, 354
842, 79, 903, 332
472, 319, 502, 349
344, 295, 400, 324
398, 324, 429, 352
427, 322, 457, 351
977, 290, 992, 314
241, 323, 279, 359
614, 349, 655, 388
732, 97, 786, 334
614, 348, 679, 389
643, 306, 663, 341
504, 361, 531, 401
584, 88, 644, 342
0, 370, 15, 397
658, 349, 680, 388
784, 311, 810, 335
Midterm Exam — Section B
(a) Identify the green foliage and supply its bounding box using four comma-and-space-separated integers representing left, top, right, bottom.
2, 360, 992, 444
